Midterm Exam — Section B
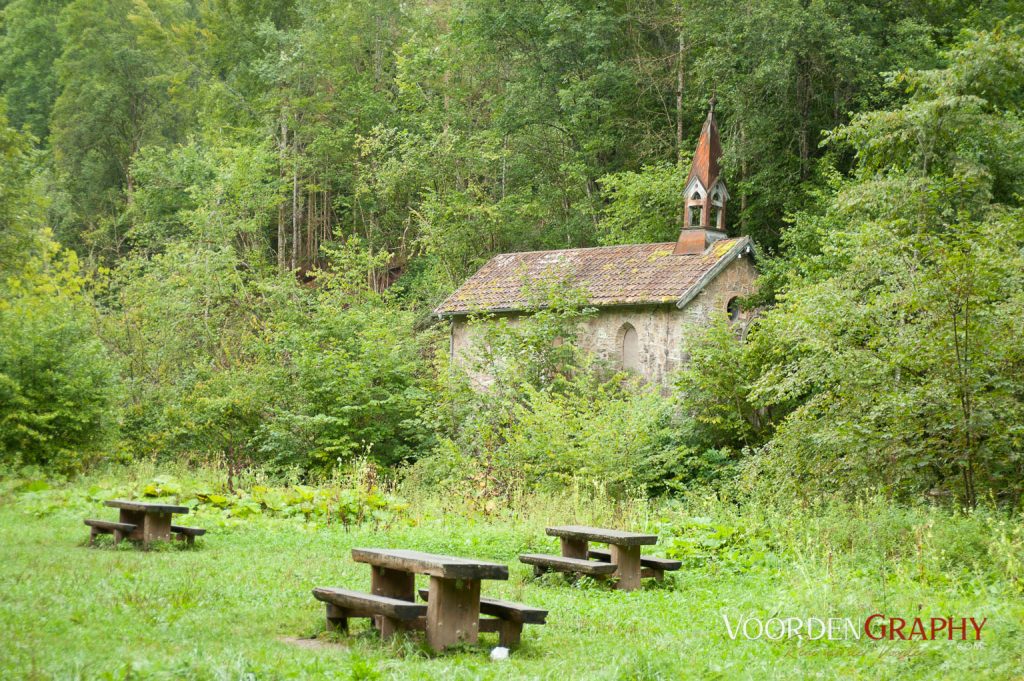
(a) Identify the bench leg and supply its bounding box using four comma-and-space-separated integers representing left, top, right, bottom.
119, 510, 146, 542
378, 616, 405, 639
370, 566, 414, 631
533, 565, 548, 577
112, 529, 124, 546
325, 603, 349, 633
426, 576, 481, 650
142, 512, 172, 546
610, 544, 642, 591
371, 566, 415, 600
498, 620, 523, 648
89, 528, 98, 546
560, 537, 588, 559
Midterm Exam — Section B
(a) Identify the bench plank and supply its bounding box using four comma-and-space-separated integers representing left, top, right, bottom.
519, 553, 617, 575
84, 519, 136, 532
546, 525, 657, 546
105, 499, 190, 514
170, 525, 206, 536
351, 548, 509, 581
84, 518, 137, 546
589, 549, 681, 571
312, 588, 426, 621
417, 589, 547, 624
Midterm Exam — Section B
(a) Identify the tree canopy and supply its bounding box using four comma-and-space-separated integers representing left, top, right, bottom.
2, 1, 1022, 508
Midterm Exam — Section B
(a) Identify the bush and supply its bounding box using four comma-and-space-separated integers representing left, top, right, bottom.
0, 250, 117, 471
415, 280, 732, 498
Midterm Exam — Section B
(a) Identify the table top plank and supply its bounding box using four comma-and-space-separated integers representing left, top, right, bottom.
545, 525, 657, 546
105, 499, 190, 514
351, 548, 509, 580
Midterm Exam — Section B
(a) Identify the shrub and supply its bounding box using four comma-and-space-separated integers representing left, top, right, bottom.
0, 248, 117, 471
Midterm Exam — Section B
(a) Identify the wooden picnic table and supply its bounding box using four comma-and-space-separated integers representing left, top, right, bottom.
546, 525, 657, 591
351, 548, 509, 650
104, 499, 190, 546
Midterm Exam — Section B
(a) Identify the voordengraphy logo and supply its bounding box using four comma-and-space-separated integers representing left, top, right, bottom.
723, 616, 862, 641
863, 614, 987, 641
723, 614, 987, 642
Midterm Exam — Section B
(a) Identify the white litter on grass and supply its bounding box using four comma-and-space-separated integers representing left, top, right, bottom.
490, 646, 510, 661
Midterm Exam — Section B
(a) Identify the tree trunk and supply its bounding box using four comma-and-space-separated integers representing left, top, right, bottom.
278, 119, 288, 272
676, 33, 686, 230
796, 54, 812, 181
740, 122, 748, 232
291, 150, 299, 272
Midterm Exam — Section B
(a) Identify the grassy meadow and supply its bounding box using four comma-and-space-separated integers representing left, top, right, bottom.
0, 465, 1022, 680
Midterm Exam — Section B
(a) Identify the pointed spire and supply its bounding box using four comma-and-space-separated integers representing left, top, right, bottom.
675, 97, 729, 255
686, 97, 723, 191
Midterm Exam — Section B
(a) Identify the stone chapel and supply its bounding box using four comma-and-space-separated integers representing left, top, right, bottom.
434, 104, 758, 385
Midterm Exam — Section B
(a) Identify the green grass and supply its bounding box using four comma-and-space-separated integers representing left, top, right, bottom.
1, 470, 1022, 680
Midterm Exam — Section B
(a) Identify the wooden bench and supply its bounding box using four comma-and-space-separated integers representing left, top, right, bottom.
312, 587, 427, 639
104, 499, 190, 545
350, 548, 510, 650
418, 588, 546, 648
84, 519, 136, 546
589, 549, 681, 581
518, 553, 618, 578
524, 525, 660, 591
170, 525, 206, 546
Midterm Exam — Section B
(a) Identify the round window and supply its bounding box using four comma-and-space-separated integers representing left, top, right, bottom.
727, 296, 741, 322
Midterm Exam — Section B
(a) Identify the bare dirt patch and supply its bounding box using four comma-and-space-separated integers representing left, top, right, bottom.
278, 635, 342, 650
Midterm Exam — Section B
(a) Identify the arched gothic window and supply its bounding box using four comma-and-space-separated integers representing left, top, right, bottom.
710, 191, 723, 228
689, 205, 702, 226
619, 323, 639, 371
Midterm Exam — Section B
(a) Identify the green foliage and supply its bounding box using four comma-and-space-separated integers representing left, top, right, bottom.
745, 28, 1024, 508
467, 276, 597, 393
675, 316, 782, 451
419, 281, 704, 497
185, 474, 409, 529
0, 243, 116, 471
265, 294, 436, 472
103, 233, 436, 478
597, 162, 686, 246
4, 0, 1024, 509
0, 106, 48, 266
479, 379, 670, 495
51, 0, 196, 251
0, 0, 67, 141
753, 213, 1024, 507
659, 515, 771, 574
0, 113, 117, 471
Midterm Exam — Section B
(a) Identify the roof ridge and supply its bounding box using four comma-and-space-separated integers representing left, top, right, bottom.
487, 242, 678, 258
484, 237, 746, 260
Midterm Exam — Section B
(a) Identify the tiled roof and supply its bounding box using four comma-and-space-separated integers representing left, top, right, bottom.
434, 236, 750, 316
687, 111, 723, 190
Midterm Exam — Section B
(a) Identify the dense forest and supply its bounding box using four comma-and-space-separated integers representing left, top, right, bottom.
2, 0, 1023, 509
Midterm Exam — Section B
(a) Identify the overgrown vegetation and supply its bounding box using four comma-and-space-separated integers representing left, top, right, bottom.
2, 5, 1024, 512
3, 5, 1023, 676
1, 463, 1022, 678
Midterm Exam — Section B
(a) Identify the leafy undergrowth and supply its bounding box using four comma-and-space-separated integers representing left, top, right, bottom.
7, 461, 410, 531
0, 468, 1022, 679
